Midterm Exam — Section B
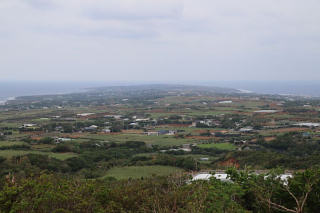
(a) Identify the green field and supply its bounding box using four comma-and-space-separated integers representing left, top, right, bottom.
80, 134, 195, 147
103, 166, 184, 180
0, 141, 27, 147
0, 150, 77, 160
197, 142, 236, 150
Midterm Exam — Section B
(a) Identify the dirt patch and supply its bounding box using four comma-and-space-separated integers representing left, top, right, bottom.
30, 136, 42, 141
218, 158, 240, 169
265, 137, 276, 141
122, 129, 144, 134
271, 127, 308, 133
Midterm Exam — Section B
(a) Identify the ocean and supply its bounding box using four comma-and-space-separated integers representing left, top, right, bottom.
203, 81, 320, 97
0, 81, 108, 104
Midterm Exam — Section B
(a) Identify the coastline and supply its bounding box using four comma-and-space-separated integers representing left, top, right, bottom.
0, 81, 320, 107
0, 97, 16, 105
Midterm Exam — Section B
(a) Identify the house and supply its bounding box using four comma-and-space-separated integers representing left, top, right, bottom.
104, 115, 122, 119
84, 125, 98, 131
129, 122, 138, 127
218, 100, 232, 104
146, 131, 159, 136
234, 140, 247, 146
278, 174, 293, 185
182, 144, 191, 149
199, 158, 209, 161
135, 118, 149, 122
60, 118, 76, 121
158, 130, 176, 135
180, 144, 192, 152
145, 130, 176, 136
168, 130, 176, 135
166, 147, 192, 153
193, 172, 292, 185
294, 122, 320, 128
265, 173, 293, 185
198, 120, 211, 126
192, 173, 231, 182
55, 137, 72, 143
239, 127, 254, 132
192, 173, 212, 181
254, 110, 278, 113
190, 122, 197, 127
77, 113, 95, 117
55, 126, 63, 131
102, 128, 111, 133
22, 124, 36, 128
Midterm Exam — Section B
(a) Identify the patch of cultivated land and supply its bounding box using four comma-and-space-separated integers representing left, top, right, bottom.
79, 134, 195, 147
103, 166, 184, 180
259, 127, 309, 136
0, 150, 77, 160
0, 141, 27, 147
197, 142, 236, 150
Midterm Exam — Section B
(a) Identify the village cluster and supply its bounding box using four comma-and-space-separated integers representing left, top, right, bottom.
1, 85, 320, 180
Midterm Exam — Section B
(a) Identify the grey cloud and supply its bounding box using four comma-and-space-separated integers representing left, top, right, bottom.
33, 25, 158, 39
24, 0, 57, 10
84, 8, 182, 21
0, 0, 319, 81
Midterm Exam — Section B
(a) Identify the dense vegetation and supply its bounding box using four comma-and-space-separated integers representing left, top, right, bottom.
0, 168, 319, 212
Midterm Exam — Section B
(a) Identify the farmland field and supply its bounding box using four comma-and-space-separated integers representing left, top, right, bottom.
102, 166, 184, 180
197, 142, 236, 150
0, 84, 319, 182
0, 141, 27, 147
0, 150, 77, 160
77, 134, 196, 147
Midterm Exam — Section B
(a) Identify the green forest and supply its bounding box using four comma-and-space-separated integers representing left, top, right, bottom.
1, 168, 320, 213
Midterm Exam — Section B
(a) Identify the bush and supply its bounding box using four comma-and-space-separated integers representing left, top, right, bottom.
39, 137, 54, 144
52, 144, 73, 153
66, 157, 87, 172
26, 154, 67, 172
0, 156, 6, 164
0, 144, 31, 150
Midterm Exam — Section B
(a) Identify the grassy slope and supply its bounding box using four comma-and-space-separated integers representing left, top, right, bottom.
0, 150, 77, 160
103, 166, 184, 180
197, 142, 236, 150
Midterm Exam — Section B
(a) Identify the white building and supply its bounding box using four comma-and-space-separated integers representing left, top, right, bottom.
77, 113, 95, 117
218, 100, 233, 104
192, 173, 231, 182
102, 129, 111, 133
294, 122, 320, 128
22, 124, 37, 128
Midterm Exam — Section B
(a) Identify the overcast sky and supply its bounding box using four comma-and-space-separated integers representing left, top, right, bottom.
0, 0, 319, 82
